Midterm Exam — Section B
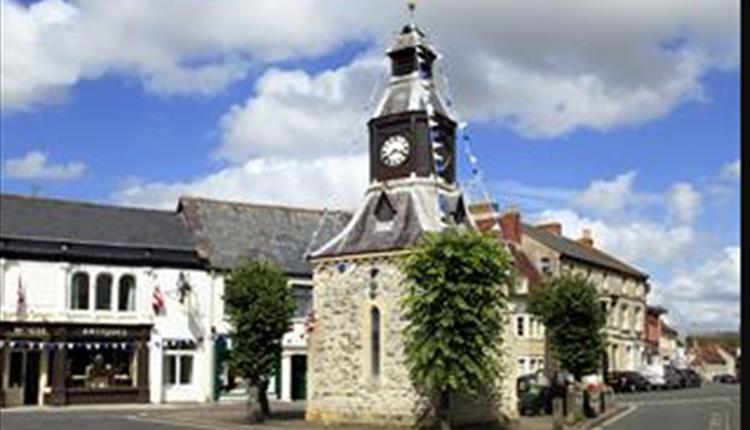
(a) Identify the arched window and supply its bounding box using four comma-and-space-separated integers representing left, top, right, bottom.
70, 272, 90, 310
370, 306, 381, 379
95, 273, 113, 310
118, 275, 136, 311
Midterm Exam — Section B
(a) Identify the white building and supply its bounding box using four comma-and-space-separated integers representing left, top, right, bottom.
0, 193, 224, 407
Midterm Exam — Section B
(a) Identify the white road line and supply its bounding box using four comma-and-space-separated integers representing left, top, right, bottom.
591, 405, 638, 430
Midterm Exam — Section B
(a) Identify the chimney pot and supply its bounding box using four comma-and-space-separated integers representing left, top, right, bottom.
578, 228, 594, 247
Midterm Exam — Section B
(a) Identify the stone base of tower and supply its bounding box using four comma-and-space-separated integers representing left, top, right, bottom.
305, 254, 520, 428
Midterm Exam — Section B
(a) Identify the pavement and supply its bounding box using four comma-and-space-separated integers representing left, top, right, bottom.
0, 384, 739, 430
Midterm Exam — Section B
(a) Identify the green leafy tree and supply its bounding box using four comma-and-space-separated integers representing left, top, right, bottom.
224, 260, 295, 420
401, 228, 515, 430
528, 274, 606, 380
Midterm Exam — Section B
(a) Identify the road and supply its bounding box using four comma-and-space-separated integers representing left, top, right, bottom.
0, 384, 741, 430
601, 383, 740, 430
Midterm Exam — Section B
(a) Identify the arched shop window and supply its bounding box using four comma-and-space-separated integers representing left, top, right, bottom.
70, 272, 90, 310
118, 275, 136, 311
370, 306, 381, 379
95, 273, 113, 310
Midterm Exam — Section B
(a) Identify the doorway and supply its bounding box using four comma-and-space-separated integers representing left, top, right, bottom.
23, 351, 40, 405
290, 355, 306, 401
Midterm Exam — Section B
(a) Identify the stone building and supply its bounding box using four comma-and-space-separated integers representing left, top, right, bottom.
305, 17, 518, 428
658, 322, 679, 365
471, 204, 545, 378
473, 206, 650, 374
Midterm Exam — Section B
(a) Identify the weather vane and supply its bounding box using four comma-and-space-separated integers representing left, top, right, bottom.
407, 0, 418, 24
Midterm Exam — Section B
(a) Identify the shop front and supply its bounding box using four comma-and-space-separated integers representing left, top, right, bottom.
0, 322, 151, 407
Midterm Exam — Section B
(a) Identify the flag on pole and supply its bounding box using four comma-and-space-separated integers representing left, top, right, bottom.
152, 284, 165, 315
17, 275, 26, 315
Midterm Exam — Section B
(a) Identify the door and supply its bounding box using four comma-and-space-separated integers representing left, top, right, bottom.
24, 351, 40, 405
290, 355, 307, 401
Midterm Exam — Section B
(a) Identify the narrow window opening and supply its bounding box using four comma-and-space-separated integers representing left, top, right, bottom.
370, 306, 381, 379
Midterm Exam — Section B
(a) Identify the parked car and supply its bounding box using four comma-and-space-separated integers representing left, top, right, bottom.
517, 372, 551, 416
677, 368, 702, 388
606, 371, 650, 393
663, 365, 683, 389
639, 365, 667, 390
713, 374, 739, 384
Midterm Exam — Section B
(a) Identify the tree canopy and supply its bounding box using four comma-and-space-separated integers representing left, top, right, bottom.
401, 228, 516, 428
528, 273, 606, 380
224, 259, 295, 419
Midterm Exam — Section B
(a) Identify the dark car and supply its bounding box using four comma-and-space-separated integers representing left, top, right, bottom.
663, 365, 683, 389
517, 373, 551, 416
677, 368, 702, 388
606, 371, 650, 393
713, 374, 739, 384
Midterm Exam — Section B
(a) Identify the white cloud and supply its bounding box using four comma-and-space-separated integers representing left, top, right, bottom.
217, 57, 383, 162
653, 246, 740, 331
531, 208, 695, 267
113, 154, 368, 211
1, 0, 366, 110
571, 171, 657, 218
2, 0, 739, 138
666, 182, 703, 224
2, 151, 86, 180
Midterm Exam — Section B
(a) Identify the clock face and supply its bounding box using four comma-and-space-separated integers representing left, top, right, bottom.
380, 135, 410, 167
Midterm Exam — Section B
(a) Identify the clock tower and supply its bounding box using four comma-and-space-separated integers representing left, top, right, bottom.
369, 23, 457, 184
305, 5, 517, 427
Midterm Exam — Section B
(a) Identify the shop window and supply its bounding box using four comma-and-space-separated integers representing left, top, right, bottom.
180, 355, 193, 384
67, 347, 135, 388
95, 273, 113, 310
118, 275, 136, 312
70, 272, 90, 310
371, 306, 381, 379
10, 351, 24, 387
164, 353, 194, 385
164, 355, 177, 385
292, 284, 312, 319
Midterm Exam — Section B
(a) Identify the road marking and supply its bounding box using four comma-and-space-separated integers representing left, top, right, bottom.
621, 396, 738, 407
590, 405, 638, 430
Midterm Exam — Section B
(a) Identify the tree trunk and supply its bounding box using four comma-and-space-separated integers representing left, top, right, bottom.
437, 391, 451, 430
258, 379, 271, 418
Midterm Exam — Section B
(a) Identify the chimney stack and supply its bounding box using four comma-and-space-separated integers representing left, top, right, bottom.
578, 228, 594, 247
536, 222, 562, 236
499, 205, 522, 244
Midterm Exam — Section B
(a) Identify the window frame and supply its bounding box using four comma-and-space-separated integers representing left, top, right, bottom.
70, 272, 90, 310
95, 273, 114, 311
118, 274, 137, 312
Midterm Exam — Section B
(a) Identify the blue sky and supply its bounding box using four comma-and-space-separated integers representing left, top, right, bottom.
0, 0, 740, 332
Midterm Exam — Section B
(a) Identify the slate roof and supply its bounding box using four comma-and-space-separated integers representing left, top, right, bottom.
178, 197, 352, 276
0, 193, 202, 267
311, 181, 471, 259
522, 223, 649, 280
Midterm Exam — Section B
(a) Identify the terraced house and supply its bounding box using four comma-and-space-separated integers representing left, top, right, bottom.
473, 205, 650, 374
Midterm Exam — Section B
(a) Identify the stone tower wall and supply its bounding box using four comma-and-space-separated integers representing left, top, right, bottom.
306, 254, 519, 427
